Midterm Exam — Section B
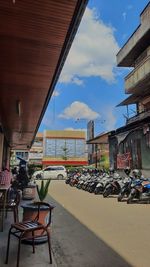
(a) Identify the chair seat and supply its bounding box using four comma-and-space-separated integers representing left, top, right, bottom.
12, 220, 43, 232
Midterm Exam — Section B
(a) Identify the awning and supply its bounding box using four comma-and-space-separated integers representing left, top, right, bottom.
116, 131, 130, 144
116, 95, 141, 107
116, 92, 150, 107
16, 156, 27, 163
0, 0, 88, 149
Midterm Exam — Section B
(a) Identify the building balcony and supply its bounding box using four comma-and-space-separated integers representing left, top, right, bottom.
117, 3, 150, 67
126, 109, 150, 125
125, 56, 150, 94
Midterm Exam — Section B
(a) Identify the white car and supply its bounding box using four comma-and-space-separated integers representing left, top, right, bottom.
32, 165, 67, 180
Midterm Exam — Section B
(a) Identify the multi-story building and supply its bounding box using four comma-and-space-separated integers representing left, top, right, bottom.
28, 130, 87, 167
109, 3, 150, 174
28, 133, 43, 166
42, 130, 87, 167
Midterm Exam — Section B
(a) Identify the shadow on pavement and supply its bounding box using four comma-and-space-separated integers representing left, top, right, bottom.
48, 195, 133, 267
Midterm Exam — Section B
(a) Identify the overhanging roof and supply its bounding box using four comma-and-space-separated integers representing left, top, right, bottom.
116, 95, 141, 107
87, 132, 109, 144
0, 0, 88, 149
109, 115, 150, 137
117, 91, 150, 107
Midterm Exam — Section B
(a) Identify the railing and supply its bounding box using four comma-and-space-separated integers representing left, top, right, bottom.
125, 56, 150, 93
126, 109, 150, 124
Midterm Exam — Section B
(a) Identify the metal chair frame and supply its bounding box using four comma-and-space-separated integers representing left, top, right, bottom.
0, 188, 20, 223
5, 201, 54, 267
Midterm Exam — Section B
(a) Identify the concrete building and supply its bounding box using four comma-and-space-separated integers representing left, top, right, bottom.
28, 132, 43, 165
87, 132, 110, 169
109, 2, 150, 174
10, 150, 29, 167
29, 130, 88, 167
10, 133, 43, 167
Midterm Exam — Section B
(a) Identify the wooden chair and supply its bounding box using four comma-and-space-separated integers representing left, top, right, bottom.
0, 188, 20, 223
5, 202, 54, 267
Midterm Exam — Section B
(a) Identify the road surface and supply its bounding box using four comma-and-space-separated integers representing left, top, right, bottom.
46, 180, 150, 267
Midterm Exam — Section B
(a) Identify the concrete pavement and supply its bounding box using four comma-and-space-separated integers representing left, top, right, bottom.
1, 180, 150, 267
49, 180, 150, 267
0, 196, 130, 267
49, 195, 131, 267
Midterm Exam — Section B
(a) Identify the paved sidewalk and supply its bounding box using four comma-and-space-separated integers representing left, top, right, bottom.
48, 196, 131, 267
0, 196, 131, 267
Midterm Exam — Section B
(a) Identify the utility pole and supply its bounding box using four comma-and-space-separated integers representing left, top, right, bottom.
95, 144, 98, 168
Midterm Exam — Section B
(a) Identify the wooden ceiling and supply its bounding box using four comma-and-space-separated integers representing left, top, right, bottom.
0, 0, 88, 149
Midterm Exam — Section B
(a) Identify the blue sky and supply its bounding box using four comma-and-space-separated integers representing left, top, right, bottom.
39, 0, 149, 137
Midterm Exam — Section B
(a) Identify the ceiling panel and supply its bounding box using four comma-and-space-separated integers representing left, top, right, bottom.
0, 0, 88, 149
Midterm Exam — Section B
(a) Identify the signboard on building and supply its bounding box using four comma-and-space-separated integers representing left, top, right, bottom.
117, 152, 131, 169
29, 152, 43, 159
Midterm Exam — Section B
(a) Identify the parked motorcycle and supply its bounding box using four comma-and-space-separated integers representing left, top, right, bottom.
94, 174, 111, 194
103, 174, 122, 198
127, 178, 150, 203
140, 182, 150, 201
117, 177, 132, 202
87, 177, 100, 193
126, 178, 140, 203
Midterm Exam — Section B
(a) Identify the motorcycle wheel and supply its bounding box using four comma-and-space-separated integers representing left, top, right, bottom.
103, 186, 112, 198
94, 188, 99, 194
127, 194, 133, 204
117, 193, 123, 202
88, 188, 92, 193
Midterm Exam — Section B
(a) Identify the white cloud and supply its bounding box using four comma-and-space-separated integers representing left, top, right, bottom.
52, 90, 60, 97
127, 5, 133, 10
122, 6, 133, 22
59, 101, 100, 120
41, 110, 56, 128
122, 12, 127, 20
71, 77, 84, 86
59, 7, 119, 85
104, 107, 116, 131
42, 114, 52, 128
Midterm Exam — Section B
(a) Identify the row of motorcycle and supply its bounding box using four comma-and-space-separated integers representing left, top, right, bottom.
65, 168, 150, 203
